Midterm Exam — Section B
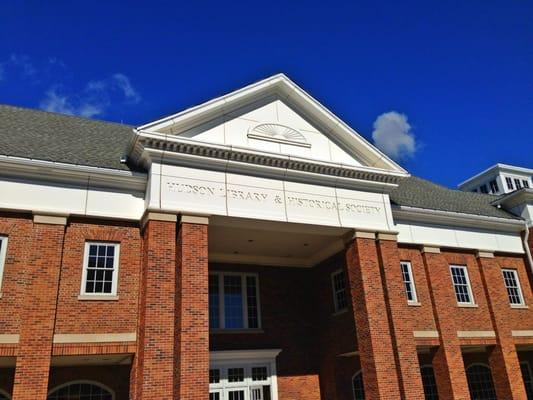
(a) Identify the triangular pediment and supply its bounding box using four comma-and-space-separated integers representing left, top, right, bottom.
137, 74, 407, 173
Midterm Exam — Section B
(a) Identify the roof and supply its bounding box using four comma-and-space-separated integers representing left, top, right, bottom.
0, 104, 135, 171
0, 103, 522, 221
458, 163, 533, 188
391, 176, 521, 220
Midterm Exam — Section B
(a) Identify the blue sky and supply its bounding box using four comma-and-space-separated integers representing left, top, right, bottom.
1, 1, 531, 187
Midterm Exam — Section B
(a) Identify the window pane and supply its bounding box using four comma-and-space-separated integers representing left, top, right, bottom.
352, 372, 365, 400
520, 363, 533, 400
209, 393, 220, 400
247, 276, 259, 328
332, 271, 348, 312
209, 368, 220, 384
228, 368, 245, 382
224, 276, 244, 329
502, 269, 523, 305
421, 366, 439, 400
209, 275, 220, 329
466, 365, 497, 400
252, 366, 268, 381
451, 266, 471, 303
228, 390, 245, 400
85, 244, 116, 295
401, 262, 416, 302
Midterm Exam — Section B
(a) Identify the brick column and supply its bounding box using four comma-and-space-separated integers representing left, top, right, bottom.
376, 234, 426, 400
12, 215, 66, 400
476, 252, 528, 399
133, 212, 178, 400
174, 215, 209, 400
421, 247, 471, 400
344, 232, 402, 399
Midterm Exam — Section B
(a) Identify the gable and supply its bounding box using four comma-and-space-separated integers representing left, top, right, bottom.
138, 74, 406, 173
156, 96, 363, 167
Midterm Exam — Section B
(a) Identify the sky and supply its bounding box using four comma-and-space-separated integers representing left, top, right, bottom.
0, 1, 531, 187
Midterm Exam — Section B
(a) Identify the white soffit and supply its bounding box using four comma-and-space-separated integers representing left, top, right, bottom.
136, 74, 407, 174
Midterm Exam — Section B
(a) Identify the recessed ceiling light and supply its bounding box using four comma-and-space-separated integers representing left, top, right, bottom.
303, 243, 309, 247
248, 239, 254, 243
233, 251, 239, 254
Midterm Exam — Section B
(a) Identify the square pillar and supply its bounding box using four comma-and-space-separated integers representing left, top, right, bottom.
132, 213, 178, 400
376, 235, 426, 400
421, 247, 471, 400
174, 215, 209, 400
12, 215, 66, 400
344, 232, 402, 399
476, 253, 528, 399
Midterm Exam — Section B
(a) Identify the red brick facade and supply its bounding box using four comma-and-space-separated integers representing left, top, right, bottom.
1, 211, 533, 399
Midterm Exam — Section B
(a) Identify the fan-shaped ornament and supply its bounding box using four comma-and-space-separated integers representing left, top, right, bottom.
248, 123, 311, 147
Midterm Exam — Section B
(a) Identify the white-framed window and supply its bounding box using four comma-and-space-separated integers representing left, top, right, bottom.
502, 268, 525, 306
515, 178, 523, 189
506, 177, 514, 191
210, 349, 280, 400
48, 380, 114, 400
80, 242, 120, 296
489, 179, 499, 193
480, 184, 489, 194
450, 265, 475, 305
209, 272, 261, 330
0, 236, 8, 294
331, 269, 348, 313
400, 261, 418, 303
523, 180, 530, 188
352, 370, 365, 400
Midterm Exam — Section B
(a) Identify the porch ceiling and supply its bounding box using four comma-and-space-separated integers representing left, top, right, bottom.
208, 216, 351, 268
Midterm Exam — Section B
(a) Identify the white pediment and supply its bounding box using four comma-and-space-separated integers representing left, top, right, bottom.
137, 74, 406, 173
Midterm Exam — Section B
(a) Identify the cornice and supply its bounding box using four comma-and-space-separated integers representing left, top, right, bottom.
131, 130, 407, 193
392, 205, 524, 232
0, 155, 147, 191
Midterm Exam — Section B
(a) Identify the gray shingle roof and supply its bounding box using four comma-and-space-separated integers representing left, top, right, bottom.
390, 176, 520, 220
0, 104, 135, 171
0, 104, 521, 221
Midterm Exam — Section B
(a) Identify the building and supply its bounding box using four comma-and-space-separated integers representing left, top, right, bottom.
0, 74, 532, 400
458, 164, 532, 195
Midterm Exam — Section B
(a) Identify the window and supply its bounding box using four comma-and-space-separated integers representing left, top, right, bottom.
502, 269, 525, 305
524, 180, 530, 188
479, 184, 488, 194
209, 351, 278, 400
0, 236, 8, 293
515, 178, 523, 189
506, 177, 514, 190
520, 362, 533, 400
331, 270, 348, 313
400, 261, 418, 303
209, 272, 261, 330
352, 371, 365, 400
48, 381, 114, 400
450, 265, 475, 305
489, 179, 499, 193
81, 242, 120, 296
466, 364, 497, 400
420, 366, 439, 400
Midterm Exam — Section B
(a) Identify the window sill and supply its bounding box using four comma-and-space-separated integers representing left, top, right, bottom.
332, 308, 349, 317
77, 295, 119, 301
457, 303, 478, 308
511, 304, 529, 309
407, 301, 422, 307
210, 329, 264, 334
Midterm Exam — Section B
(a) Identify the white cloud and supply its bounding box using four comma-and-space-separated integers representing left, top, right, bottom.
372, 111, 417, 161
39, 88, 103, 118
39, 72, 141, 118
0, 53, 35, 82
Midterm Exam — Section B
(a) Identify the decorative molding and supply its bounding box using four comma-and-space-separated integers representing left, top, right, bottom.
393, 205, 524, 233
141, 211, 178, 228
476, 251, 495, 259
248, 123, 310, 148
512, 330, 533, 337
352, 231, 376, 240
53, 332, 137, 344
210, 349, 282, 362
421, 246, 441, 254
33, 214, 68, 226
0, 334, 19, 344
377, 232, 398, 241
181, 215, 209, 225
457, 330, 496, 338
413, 330, 439, 338
77, 295, 119, 301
